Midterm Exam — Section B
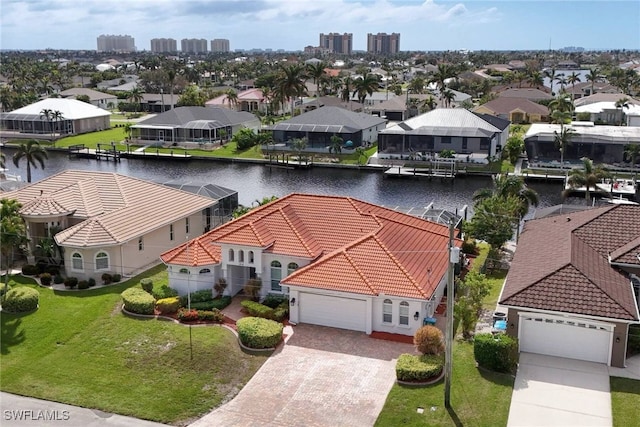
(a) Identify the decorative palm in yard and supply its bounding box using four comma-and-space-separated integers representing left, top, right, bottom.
276, 63, 307, 117
12, 139, 48, 183
563, 157, 611, 201
473, 174, 539, 219
352, 73, 379, 106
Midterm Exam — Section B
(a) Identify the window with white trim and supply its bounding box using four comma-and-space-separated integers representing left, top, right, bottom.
199, 268, 211, 274
72, 252, 83, 271
287, 262, 299, 276
95, 252, 109, 271
399, 301, 409, 325
179, 268, 190, 274
383, 299, 392, 323
248, 251, 254, 263
270, 261, 282, 292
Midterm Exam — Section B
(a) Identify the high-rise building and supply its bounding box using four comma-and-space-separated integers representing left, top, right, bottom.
366, 33, 400, 54
180, 38, 208, 53
96, 34, 136, 52
211, 39, 230, 53
150, 38, 178, 53
319, 33, 352, 55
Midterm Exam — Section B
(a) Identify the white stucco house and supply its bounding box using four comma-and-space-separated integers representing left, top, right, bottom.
161, 193, 462, 336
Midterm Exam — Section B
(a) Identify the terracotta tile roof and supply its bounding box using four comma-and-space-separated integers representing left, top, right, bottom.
161, 194, 461, 300
500, 205, 640, 321
3, 170, 216, 248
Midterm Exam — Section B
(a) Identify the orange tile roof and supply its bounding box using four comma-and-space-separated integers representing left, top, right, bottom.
161, 193, 462, 300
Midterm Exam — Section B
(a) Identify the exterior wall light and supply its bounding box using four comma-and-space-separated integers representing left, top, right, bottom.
290, 297, 296, 306
414, 311, 420, 321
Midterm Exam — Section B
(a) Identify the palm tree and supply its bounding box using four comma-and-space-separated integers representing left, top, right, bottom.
0, 198, 27, 274
12, 139, 48, 183
52, 110, 65, 142
586, 67, 600, 96
39, 108, 54, 138
564, 157, 611, 201
352, 73, 379, 106
420, 95, 437, 113
615, 97, 630, 126
306, 62, 326, 99
429, 63, 456, 100
555, 73, 567, 93
544, 66, 556, 95
340, 76, 353, 105
553, 126, 575, 173
225, 90, 239, 110
624, 143, 640, 180
0, 151, 5, 169
127, 87, 144, 114
473, 174, 539, 218
292, 137, 308, 165
275, 64, 308, 117
355, 147, 367, 166
528, 71, 544, 88
329, 134, 343, 157
549, 94, 574, 114
442, 89, 456, 108
567, 72, 581, 100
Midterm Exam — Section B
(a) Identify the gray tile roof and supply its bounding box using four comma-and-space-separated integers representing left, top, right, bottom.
269, 106, 387, 133
381, 108, 501, 138
133, 107, 258, 128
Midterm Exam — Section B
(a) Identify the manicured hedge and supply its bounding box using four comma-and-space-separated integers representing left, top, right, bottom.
236, 317, 283, 349
396, 354, 444, 382
0, 281, 12, 296
2, 287, 39, 313
121, 288, 155, 315
21, 264, 39, 276
140, 278, 153, 293
39, 273, 52, 286
151, 284, 178, 300
241, 300, 274, 319
156, 297, 181, 314
179, 289, 214, 306
474, 333, 519, 373
198, 309, 225, 322
187, 296, 232, 311
628, 325, 640, 355
262, 294, 289, 309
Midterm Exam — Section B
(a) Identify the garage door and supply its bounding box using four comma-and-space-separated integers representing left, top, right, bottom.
519, 314, 612, 364
299, 293, 367, 332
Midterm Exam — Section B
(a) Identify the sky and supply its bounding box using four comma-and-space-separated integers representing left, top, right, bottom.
1, 0, 639, 52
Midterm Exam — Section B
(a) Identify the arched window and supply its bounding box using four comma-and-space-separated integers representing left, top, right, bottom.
229, 249, 234, 262
248, 251, 254, 263
287, 262, 299, 276
71, 252, 83, 271
270, 261, 282, 292
179, 268, 190, 274
239, 250, 244, 263
399, 301, 409, 325
199, 268, 211, 274
95, 252, 109, 271
383, 299, 392, 323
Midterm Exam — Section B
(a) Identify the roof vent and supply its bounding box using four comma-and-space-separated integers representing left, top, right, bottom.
566, 217, 571, 222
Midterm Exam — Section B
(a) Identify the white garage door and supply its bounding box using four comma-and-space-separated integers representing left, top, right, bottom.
299, 293, 367, 332
519, 314, 612, 364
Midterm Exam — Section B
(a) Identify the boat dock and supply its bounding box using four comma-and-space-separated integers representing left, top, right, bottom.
383, 159, 460, 180
564, 178, 637, 199
68, 144, 191, 161
266, 154, 313, 170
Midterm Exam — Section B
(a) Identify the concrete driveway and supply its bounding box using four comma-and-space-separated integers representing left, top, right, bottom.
507, 352, 612, 427
190, 324, 414, 427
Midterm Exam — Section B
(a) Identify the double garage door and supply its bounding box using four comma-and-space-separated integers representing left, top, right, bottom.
519, 314, 613, 364
299, 293, 367, 332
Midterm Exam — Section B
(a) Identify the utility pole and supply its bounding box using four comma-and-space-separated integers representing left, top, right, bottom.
444, 220, 459, 409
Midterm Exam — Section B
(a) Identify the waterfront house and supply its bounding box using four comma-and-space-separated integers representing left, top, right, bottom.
474, 97, 550, 124
497, 88, 553, 102
499, 204, 640, 368
161, 193, 462, 336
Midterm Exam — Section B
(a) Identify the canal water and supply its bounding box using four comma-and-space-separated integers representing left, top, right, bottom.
2, 149, 566, 215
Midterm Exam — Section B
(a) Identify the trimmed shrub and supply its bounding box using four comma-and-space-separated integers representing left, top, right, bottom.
53, 274, 64, 284
35, 260, 48, 274
177, 308, 199, 322
101, 273, 113, 285
244, 278, 262, 301
2, 287, 39, 313
151, 284, 178, 300
21, 264, 39, 276
140, 278, 153, 294
112, 273, 122, 283
77, 280, 90, 290
88, 278, 96, 288
474, 333, 519, 373
156, 297, 181, 314
396, 354, 444, 382
121, 288, 155, 315
179, 289, 214, 306
64, 277, 78, 289
461, 240, 478, 255
188, 296, 232, 311
414, 325, 445, 355
39, 273, 52, 286
272, 306, 289, 322
628, 325, 640, 355
237, 317, 283, 349
45, 265, 60, 276
262, 294, 289, 309
197, 309, 225, 322
0, 281, 12, 296
241, 300, 274, 319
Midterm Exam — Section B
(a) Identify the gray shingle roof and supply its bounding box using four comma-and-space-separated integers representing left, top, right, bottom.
269, 106, 387, 133
381, 108, 501, 138
133, 107, 257, 128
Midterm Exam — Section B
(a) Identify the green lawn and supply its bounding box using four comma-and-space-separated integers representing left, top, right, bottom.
0, 266, 268, 425
52, 128, 128, 150
482, 270, 507, 311
610, 377, 640, 427
375, 340, 514, 426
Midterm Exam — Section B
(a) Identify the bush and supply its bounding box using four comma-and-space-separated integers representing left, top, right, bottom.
77, 280, 90, 290
151, 284, 178, 300
474, 333, 519, 373
21, 264, 38, 276
64, 277, 78, 289
241, 300, 274, 319
2, 287, 39, 313
188, 296, 232, 311
39, 273, 52, 286
53, 274, 64, 284
414, 325, 445, 355
179, 289, 214, 306
214, 277, 228, 297
0, 280, 13, 296
395, 354, 444, 382
461, 240, 478, 255
88, 278, 96, 287
45, 265, 60, 276
140, 278, 153, 294
628, 325, 640, 355
177, 308, 199, 322
156, 297, 181, 314
36, 260, 48, 274
236, 317, 283, 349
121, 288, 155, 315
197, 309, 225, 322
112, 274, 121, 283
262, 294, 289, 309
101, 273, 113, 285
272, 305, 289, 322
244, 278, 262, 300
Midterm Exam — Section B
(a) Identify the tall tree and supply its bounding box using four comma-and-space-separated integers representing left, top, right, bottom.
544, 66, 556, 95
473, 174, 539, 218
352, 73, 379, 106
553, 125, 574, 173
0, 198, 27, 274
127, 87, 144, 113
586, 67, 600, 95
615, 97, 630, 126
466, 195, 521, 250
225, 90, 239, 110
39, 108, 54, 138
442, 89, 456, 108
567, 71, 581, 100
306, 61, 327, 99
52, 110, 65, 142
429, 63, 456, 101
528, 71, 544, 88
12, 139, 48, 183
275, 64, 307, 117
329, 134, 343, 158
564, 157, 611, 201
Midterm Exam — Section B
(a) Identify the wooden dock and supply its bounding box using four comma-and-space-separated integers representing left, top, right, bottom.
68, 144, 121, 162
266, 154, 313, 170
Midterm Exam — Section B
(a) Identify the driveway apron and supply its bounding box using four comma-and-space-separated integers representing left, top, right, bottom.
190, 324, 413, 427
507, 352, 612, 427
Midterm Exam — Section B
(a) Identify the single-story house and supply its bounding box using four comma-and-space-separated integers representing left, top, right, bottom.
140, 93, 175, 113
2, 170, 219, 281
497, 88, 553, 102
524, 122, 640, 165
161, 193, 463, 336
59, 88, 118, 109
377, 108, 510, 159
575, 101, 640, 125
474, 97, 550, 124
574, 93, 639, 107
267, 106, 387, 149
499, 205, 640, 368
563, 81, 619, 99
301, 96, 364, 113
131, 106, 260, 144
0, 98, 111, 140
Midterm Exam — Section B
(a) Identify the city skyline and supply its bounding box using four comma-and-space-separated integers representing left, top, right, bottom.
1, 0, 639, 52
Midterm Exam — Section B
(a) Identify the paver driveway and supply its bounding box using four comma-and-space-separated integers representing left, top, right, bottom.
507, 352, 612, 427
190, 324, 414, 427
